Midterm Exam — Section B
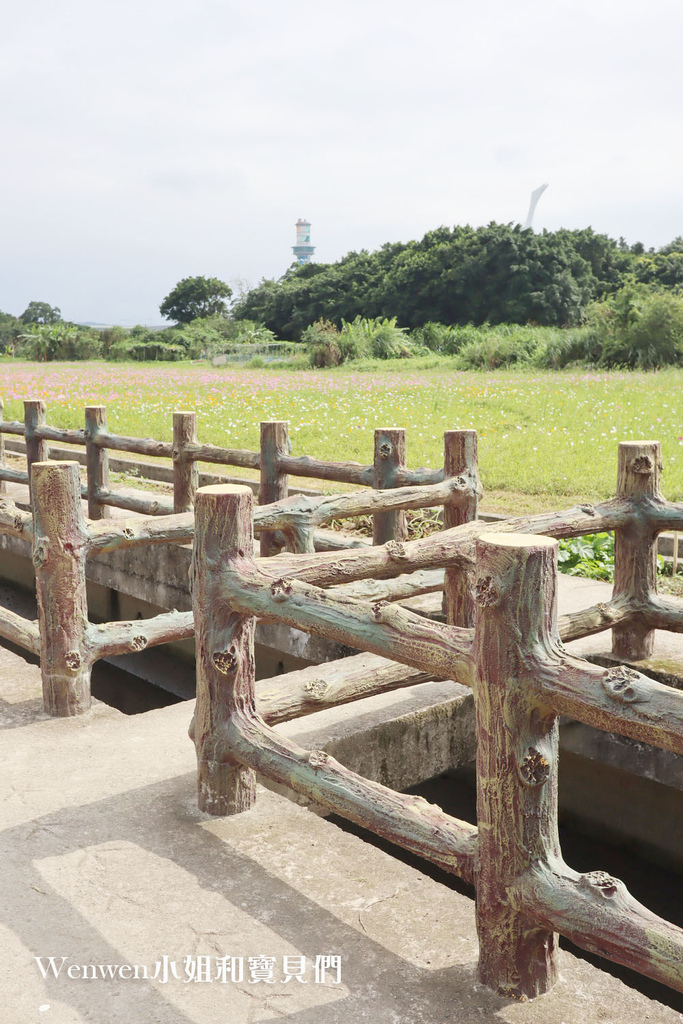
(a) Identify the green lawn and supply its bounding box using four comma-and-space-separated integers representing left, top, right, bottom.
0, 358, 681, 512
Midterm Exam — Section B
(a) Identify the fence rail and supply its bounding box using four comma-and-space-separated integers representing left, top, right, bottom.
0, 436, 478, 714
0, 400, 463, 538
0, 419, 681, 714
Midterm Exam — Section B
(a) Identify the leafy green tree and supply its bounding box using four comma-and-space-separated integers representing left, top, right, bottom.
20, 301, 62, 324
159, 276, 232, 324
17, 323, 101, 361
234, 224, 635, 338
634, 248, 683, 289
0, 311, 23, 353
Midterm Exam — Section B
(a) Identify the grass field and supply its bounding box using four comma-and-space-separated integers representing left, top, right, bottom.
0, 358, 681, 513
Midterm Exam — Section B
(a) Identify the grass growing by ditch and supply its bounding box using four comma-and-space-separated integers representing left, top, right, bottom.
0, 359, 682, 511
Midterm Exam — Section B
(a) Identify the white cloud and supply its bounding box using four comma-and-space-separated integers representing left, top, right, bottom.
1, 0, 682, 322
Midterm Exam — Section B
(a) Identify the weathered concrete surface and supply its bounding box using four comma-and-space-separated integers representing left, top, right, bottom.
2, 645, 680, 1024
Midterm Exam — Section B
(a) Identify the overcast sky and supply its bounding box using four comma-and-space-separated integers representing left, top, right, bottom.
1, 0, 682, 325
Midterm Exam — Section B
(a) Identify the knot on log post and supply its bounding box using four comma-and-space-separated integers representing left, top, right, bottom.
601, 665, 647, 704
122, 527, 135, 539
378, 442, 392, 460
580, 870, 619, 898
474, 574, 499, 607
372, 601, 389, 621
579, 503, 596, 516
518, 747, 551, 787
32, 538, 49, 569
303, 679, 329, 701
131, 635, 148, 651
13, 515, 24, 532
308, 749, 329, 768
270, 578, 293, 601
64, 650, 82, 671
385, 540, 407, 560
631, 455, 656, 474
596, 602, 615, 621
212, 647, 238, 675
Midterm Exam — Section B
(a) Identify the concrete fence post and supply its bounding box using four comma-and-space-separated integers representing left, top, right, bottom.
0, 398, 6, 494
259, 420, 290, 557
192, 484, 257, 815
32, 461, 91, 716
85, 405, 110, 520
24, 399, 48, 505
173, 411, 198, 513
612, 440, 662, 661
373, 427, 407, 545
443, 429, 480, 626
473, 532, 560, 999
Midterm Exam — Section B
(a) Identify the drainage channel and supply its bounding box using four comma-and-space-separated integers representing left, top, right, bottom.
331, 767, 683, 1014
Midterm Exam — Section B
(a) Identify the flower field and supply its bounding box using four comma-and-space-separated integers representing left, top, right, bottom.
0, 359, 681, 508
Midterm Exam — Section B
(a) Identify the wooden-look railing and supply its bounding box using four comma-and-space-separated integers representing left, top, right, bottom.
0, 399, 473, 548
190, 475, 683, 1001
0, 440, 477, 714
0, 426, 681, 712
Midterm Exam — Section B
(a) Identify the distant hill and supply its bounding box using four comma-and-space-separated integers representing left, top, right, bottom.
76, 322, 166, 331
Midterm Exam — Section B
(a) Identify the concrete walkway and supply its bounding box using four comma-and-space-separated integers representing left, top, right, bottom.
2, 635, 682, 1024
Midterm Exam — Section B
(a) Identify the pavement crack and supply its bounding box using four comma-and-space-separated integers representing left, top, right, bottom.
358, 886, 401, 934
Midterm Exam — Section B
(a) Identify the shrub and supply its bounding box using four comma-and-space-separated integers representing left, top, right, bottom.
411, 322, 454, 352
339, 316, 412, 360
599, 290, 683, 369
231, 323, 277, 345
533, 326, 603, 368
309, 338, 343, 367
557, 533, 615, 581
99, 326, 128, 357
304, 319, 344, 367
454, 326, 537, 369
109, 340, 186, 361
16, 323, 102, 361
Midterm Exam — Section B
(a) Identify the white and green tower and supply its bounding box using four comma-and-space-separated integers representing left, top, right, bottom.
292, 218, 315, 264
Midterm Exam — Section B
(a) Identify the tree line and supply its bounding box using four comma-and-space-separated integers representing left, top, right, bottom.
5, 226, 683, 368
0, 278, 239, 362
233, 223, 683, 339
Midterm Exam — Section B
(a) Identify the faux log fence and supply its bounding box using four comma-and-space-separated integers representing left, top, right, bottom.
0, 399, 469, 546
191, 482, 683, 1001
0, 458, 478, 716
0, 433, 681, 718
0, 433, 682, 715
